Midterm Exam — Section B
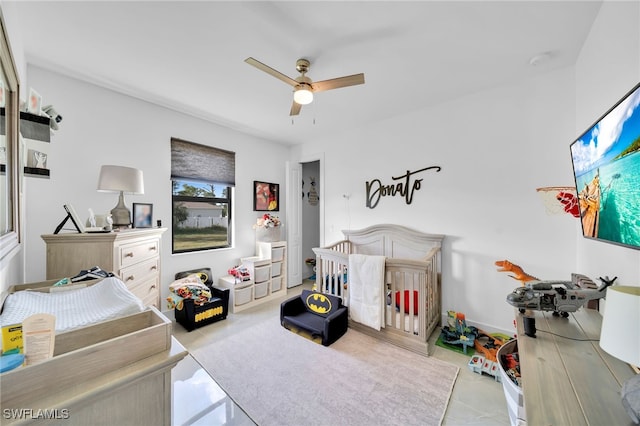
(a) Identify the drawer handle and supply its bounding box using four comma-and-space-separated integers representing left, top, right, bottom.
149, 246, 157, 251
126, 275, 135, 281
150, 284, 157, 290
150, 266, 158, 271
125, 252, 134, 258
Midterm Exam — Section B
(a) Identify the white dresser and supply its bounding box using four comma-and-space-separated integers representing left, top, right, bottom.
41, 228, 166, 308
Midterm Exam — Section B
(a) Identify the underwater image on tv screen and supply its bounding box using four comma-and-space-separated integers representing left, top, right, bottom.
570, 82, 640, 250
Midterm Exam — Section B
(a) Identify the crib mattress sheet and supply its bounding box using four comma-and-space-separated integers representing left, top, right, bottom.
385, 306, 419, 334
0, 277, 145, 334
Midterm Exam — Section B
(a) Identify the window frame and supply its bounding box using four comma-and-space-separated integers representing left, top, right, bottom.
171, 180, 233, 254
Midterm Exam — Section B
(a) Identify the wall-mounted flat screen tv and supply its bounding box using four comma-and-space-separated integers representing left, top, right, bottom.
570, 82, 640, 250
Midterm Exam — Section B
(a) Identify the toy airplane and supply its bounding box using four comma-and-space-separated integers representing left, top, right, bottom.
506, 274, 616, 317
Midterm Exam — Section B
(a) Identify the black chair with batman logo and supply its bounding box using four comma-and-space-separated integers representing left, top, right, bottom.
280, 289, 348, 346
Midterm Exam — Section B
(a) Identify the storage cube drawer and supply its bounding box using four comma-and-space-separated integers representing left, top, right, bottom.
271, 261, 282, 277
272, 276, 283, 292
254, 281, 269, 299
254, 265, 270, 283
272, 247, 284, 262
235, 285, 253, 306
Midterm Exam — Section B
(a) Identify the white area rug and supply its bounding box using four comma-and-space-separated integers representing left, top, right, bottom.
191, 316, 459, 426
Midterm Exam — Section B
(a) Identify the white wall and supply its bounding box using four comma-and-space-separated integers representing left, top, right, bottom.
21, 66, 289, 306
296, 68, 580, 333
574, 0, 640, 285
292, 0, 640, 334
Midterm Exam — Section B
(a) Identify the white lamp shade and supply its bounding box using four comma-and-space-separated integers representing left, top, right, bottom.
293, 87, 313, 105
600, 286, 640, 366
97, 165, 144, 194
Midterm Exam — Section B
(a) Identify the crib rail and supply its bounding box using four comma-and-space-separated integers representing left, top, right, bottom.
312, 240, 351, 299
385, 251, 440, 341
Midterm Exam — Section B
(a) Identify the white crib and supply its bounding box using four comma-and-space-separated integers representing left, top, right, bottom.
312, 224, 443, 356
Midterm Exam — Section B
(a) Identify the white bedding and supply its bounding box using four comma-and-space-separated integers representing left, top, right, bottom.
348, 254, 386, 331
0, 277, 145, 333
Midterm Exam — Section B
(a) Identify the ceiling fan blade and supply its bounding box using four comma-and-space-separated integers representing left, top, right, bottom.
245, 57, 298, 87
290, 101, 302, 116
311, 73, 365, 93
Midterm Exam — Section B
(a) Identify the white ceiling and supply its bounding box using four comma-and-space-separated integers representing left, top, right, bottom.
10, 1, 602, 145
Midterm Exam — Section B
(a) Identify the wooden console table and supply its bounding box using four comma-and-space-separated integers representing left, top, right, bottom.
515, 308, 635, 425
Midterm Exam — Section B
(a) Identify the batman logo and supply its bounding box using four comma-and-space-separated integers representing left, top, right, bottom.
306, 293, 332, 314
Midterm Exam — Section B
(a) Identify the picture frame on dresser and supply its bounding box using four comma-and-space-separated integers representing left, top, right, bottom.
133, 203, 153, 228
53, 204, 85, 234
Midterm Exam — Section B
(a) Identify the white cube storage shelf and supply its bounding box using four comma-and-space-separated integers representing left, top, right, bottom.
219, 241, 288, 313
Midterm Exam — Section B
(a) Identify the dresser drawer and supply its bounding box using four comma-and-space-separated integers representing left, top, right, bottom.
119, 239, 160, 269
119, 257, 159, 287
128, 275, 160, 308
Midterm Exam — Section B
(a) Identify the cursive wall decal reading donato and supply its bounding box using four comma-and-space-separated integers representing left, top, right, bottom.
366, 166, 441, 209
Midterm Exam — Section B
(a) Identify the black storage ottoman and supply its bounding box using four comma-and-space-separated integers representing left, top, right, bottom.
173, 268, 230, 332
175, 287, 230, 332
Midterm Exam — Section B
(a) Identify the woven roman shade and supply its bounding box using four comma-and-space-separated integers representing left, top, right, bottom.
170, 138, 235, 186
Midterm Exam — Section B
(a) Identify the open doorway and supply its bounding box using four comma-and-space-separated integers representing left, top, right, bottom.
286, 155, 324, 288
301, 160, 320, 282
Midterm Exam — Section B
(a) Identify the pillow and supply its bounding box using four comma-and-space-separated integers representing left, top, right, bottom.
395, 290, 419, 315
301, 289, 341, 317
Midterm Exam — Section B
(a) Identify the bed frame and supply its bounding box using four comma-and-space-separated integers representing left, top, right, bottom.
312, 224, 443, 356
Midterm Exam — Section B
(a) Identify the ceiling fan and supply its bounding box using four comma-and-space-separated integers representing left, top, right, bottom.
245, 57, 365, 116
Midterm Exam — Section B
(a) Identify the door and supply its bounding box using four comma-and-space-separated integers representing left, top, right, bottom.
286, 161, 302, 287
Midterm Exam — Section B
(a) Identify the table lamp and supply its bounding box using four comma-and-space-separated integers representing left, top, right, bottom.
599, 285, 640, 424
97, 165, 144, 227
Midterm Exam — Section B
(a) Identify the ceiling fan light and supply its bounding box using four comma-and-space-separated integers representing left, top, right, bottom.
294, 87, 313, 105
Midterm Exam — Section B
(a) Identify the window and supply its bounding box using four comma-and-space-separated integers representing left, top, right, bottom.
171, 138, 235, 253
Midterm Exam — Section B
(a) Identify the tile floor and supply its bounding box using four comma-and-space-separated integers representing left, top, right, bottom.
170, 281, 510, 426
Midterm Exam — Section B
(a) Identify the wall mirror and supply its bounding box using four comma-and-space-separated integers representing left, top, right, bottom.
0, 11, 20, 259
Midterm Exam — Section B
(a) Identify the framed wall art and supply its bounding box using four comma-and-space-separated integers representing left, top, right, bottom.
253, 181, 279, 211
27, 87, 42, 115
133, 203, 153, 228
